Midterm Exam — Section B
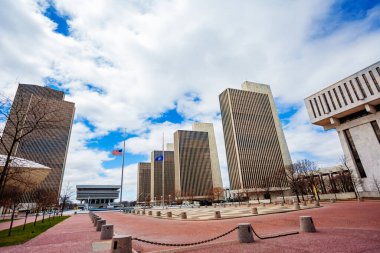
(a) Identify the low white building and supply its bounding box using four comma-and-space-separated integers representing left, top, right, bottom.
304, 61, 380, 197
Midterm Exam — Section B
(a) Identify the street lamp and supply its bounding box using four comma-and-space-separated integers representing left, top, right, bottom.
161, 195, 163, 207
154, 197, 156, 206
168, 194, 171, 207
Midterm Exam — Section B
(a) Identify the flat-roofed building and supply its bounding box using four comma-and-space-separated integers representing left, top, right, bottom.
150, 150, 175, 204
76, 185, 120, 208
192, 123, 223, 189
304, 61, 380, 197
219, 82, 292, 197
0, 84, 75, 200
137, 162, 151, 203
174, 130, 214, 200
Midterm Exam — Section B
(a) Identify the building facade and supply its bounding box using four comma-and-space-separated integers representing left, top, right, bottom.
174, 130, 214, 200
192, 123, 223, 189
76, 185, 120, 208
137, 162, 151, 203
150, 150, 175, 204
219, 82, 292, 195
0, 84, 75, 200
305, 61, 380, 197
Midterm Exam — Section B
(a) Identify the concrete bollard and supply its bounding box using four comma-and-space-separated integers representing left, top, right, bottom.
156, 211, 161, 217
247, 203, 251, 207
234, 204, 238, 208
181, 212, 187, 219
294, 202, 300, 210
111, 235, 132, 253
148, 211, 152, 215
302, 201, 307, 206
167, 212, 172, 218
309, 199, 313, 204
100, 224, 114, 240
142, 210, 145, 215
299, 216, 316, 232
96, 219, 106, 231
237, 223, 254, 243
94, 217, 101, 226
132, 210, 136, 214
198, 205, 201, 208
252, 207, 258, 215
281, 201, 285, 206
330, 199, 336, 203
314, 200, 320, 207
214, 211, 221, 219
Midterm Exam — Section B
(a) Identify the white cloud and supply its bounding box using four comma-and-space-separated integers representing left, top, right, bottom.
1, 0, 379, 200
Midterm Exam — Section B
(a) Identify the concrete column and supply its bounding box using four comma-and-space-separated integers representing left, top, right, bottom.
299, 216, 316, 232
111, 235, 132, 253
294, 202, 300, 210
100, 224, 114, 240
94, 217, 101, 226
214, 211, 221, 219
181, 212, 187, 219
156, 211, 161, 217
251, 207, 258, 215
96, 220, 106, 231
237, 223, 254, 243
167, 212, 172, 218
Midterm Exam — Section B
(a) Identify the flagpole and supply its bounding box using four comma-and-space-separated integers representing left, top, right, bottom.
120, 128, 126, 207
162, 132, 165, 207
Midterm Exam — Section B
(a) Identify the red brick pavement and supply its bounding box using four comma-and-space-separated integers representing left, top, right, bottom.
1, 201, 380, 253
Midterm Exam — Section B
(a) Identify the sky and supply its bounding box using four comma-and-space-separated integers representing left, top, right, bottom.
0, 0, 380, 201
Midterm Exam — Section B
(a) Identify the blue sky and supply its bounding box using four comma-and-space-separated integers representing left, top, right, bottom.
1, 0, 380, 201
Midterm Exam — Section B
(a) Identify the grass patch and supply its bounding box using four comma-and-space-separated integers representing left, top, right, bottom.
0, 216, 69, 247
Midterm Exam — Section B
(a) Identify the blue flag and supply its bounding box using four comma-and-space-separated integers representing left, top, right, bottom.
155, 155, 163, 161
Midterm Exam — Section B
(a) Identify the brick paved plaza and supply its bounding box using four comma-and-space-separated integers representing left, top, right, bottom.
1, 201, 380, 253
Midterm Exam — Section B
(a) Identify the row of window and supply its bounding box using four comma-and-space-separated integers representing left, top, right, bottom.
309, 67, 380, 119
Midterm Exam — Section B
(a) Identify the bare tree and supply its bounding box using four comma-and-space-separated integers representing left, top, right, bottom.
60, 182, 74, 216
339, 155, 362, 199
295, 159, 320, 200
0, 88, 62, 199
212, 187, 224, 202
273, 168, 288, 203
1, 185, 25, 236
284, 164, 301, 203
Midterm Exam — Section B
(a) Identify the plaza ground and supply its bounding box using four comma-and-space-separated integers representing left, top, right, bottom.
1, 201, 380, 252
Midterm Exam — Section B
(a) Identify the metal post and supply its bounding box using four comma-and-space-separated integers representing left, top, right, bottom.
120, 128, 126, 207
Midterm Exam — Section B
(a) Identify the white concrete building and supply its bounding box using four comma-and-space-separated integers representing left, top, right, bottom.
305, 61, 380, 197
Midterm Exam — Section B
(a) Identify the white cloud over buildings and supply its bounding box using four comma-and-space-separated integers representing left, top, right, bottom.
1, 0, 380, 200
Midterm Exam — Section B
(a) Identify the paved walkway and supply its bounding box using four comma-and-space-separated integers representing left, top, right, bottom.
1, 201, 380, 252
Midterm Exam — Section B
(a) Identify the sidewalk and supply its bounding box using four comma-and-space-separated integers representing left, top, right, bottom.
1, 201, 380, 252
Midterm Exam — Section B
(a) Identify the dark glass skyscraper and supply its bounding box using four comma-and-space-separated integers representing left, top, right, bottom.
1, 84, 75, 199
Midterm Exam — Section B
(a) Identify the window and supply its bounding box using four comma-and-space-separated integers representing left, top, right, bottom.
362, 74, 374, 95
344, 129, 366, 178
369, 71, 380, 92
371, 121, 380, 144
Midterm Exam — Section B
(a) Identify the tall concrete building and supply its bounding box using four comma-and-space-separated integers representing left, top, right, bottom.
150, 150, 175, 203
1, 84, 75, 200
192, 123, 223, 189
174, 128, 217, 200
219, 82, 292, 194
305, 61, 380, 197
137, 162, 151, 203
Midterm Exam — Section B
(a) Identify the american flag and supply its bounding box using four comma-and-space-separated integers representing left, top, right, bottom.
112, 149, 123, 156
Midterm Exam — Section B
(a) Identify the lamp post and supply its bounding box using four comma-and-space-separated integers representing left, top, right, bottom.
161, 195, 163, 208
154, 197, 156, 206
168, 194, 171, 207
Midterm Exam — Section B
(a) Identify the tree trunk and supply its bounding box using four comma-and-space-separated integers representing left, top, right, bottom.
8, 205, 16, 237
34, 208, 39, 227
23, 212, 28, 230
42, 210, 45, 223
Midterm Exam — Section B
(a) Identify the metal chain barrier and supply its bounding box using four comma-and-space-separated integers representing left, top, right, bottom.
248, 225, 299, 240
132, 226, 238, 247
